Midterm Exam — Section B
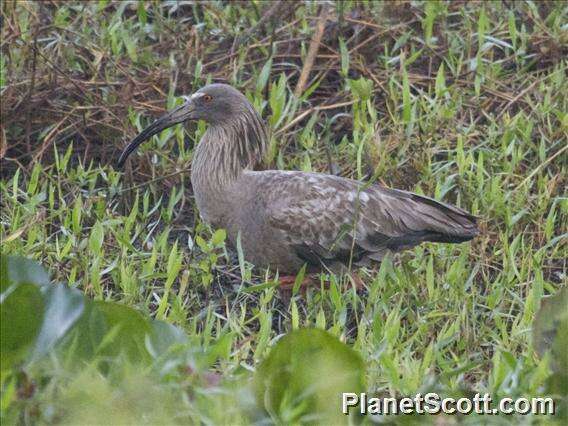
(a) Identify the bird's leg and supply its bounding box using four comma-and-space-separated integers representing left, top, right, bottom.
278, 272, 365, 292
277, 274, 315, 290
347, 272, 365, 289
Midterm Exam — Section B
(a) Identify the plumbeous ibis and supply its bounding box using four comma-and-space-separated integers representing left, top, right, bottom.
118, 84, 478, 283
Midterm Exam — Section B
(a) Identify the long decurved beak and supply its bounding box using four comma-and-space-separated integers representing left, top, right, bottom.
117, 99, 194, 168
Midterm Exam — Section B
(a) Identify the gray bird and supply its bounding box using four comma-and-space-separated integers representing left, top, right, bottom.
118, 84, 479, 286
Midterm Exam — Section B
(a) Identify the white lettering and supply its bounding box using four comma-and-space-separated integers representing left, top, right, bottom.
500, 398, 514, 414
442, 397, 456, 414
399, 397, 413, 414
339, 393, 554, 416
424, 392, 441, 414
342, 393, 359, 414
456, 397, 473, 414
368, 397, 381, 415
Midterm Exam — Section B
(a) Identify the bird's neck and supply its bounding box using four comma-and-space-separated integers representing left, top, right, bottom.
191, 112, 268, 195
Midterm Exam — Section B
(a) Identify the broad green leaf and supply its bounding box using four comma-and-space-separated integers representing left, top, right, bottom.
1, 256, 193, 377
146, 320, 188, 359
32, 285, 85, 361
58, 301, 152, 366
1, 255, 50, 295
93, 301, 153, 363
1, 283, 44, 371
534, 288, 568, 419
1, 255, 49, 370
533, 288, 568, 377
255, 328, 365, 424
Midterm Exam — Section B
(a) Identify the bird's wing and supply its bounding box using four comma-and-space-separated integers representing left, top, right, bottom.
254, 170, 478, 267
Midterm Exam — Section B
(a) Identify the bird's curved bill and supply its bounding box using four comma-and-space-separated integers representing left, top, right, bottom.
117, 100, 194, 168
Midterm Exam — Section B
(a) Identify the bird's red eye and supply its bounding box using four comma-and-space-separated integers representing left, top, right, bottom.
203, 94, 213, 102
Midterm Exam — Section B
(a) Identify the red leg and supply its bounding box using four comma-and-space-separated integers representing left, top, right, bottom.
348, 273, 365, 289
277, 274, 315, 290
277, 273, 365, 293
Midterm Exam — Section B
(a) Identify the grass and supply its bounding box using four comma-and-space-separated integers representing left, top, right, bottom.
1, 1, 567, 424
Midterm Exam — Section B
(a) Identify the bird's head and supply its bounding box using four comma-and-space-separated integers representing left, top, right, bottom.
117, 83, 255, 168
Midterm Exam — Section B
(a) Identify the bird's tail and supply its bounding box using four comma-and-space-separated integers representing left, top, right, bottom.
371, 187, 480, 250
403, 191, 479, 244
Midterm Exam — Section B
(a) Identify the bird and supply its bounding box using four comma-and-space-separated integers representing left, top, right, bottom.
117, 84, 479, 287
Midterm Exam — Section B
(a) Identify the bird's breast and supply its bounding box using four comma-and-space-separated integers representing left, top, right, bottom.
191, 189, 225, 228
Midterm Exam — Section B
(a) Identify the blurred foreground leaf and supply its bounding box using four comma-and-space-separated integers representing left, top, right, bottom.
533, 287, 568, 375
533, 287, 568, 419
1, 283, 44, 371
94, 301, 152, 361
0, 255, 189, 371
32, 285, 85, 361
255, 328, 365, 424
0, 255, 49, 294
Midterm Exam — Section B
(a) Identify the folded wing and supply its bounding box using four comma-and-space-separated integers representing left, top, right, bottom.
258, 171, 478, 268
